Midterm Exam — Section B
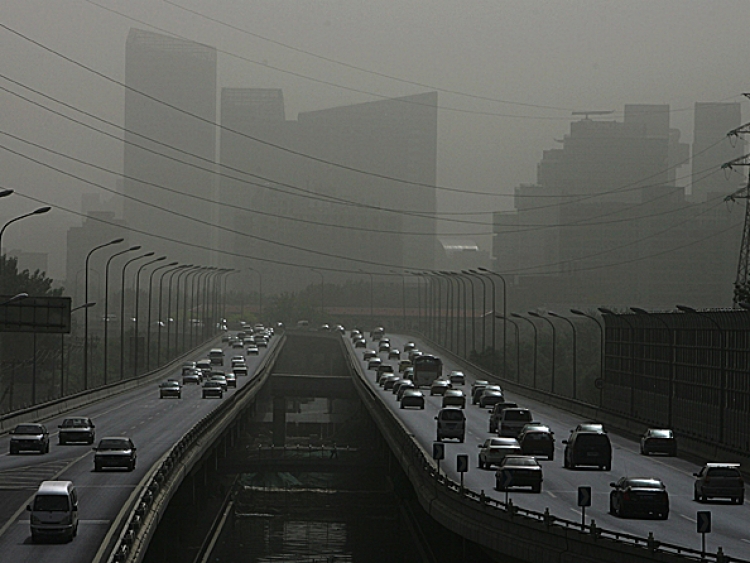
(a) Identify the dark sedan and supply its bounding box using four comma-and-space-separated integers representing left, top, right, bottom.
159, 380, 182, 399
518, 425, 555, 460
93, 437, 137, 472
495, 455, 543, 493
58, 417, 96, 445
640, 428, 677, 456
202, 380, 224, 399
609, 477, 669, 519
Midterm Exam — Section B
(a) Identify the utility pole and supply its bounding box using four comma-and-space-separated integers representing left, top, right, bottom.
722, 94, 750, 306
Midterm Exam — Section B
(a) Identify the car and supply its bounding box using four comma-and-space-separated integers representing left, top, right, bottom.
255, 336, 268, 347
388, 348, 401, 360
640, 429, 677, 456
221, 334, 231, 342
471, 381, 491, 404
398, 359, 412, 373
183, 368, 202, 385
246, 345, 259, 355
231, 340, 244, 349
210, 373, 228, 390
376, 363, 395, 382
563, 430, 612, 470
609, 477, 669, 519
488, 401, 519, 433
478, 386, 504, 408
378, 341, 391, 353
403, 341, 416, 352
442, 389, 466, 409
233, 366, 248, 377
27, 481, 79, 542
402, 367, 415, 381
196, 359, 212, 378
319, 323, 331, 332
477, 437, 522, 469
363, 349, 377, 361
181, 361, 197, 375
517, 425, 555, 460
159, 380, 182, 399
335, 324, 345, 334
448, 370, 466, 385
693, 463, 744, 504
392, 379, 411, 396
10, 423, 50, 454
400, 389, 425, 409
350, 329, 361, 338
382, 375, 400, 390
58, 417, 96, 445
354, 338, 367, 348
243, 335, 256, 345
435, 407, 466, 442
93, 437, 137, 472
573, 421, 607, 434
367, 358, 382, 370
202, 380, 224, 399
430, 379, 452, 396
397, 381, 416, 401
231, 355, 245, 364
408, 350, 423, 362
498, 408, 533, 438
225, 372, 237, 388
495, 455, 543, 493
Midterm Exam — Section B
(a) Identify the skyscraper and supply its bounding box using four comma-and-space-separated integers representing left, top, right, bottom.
123, 29, 217, 265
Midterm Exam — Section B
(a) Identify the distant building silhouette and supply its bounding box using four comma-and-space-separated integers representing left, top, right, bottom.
494, 104, 743, 310
219, 89, 438, 294
123, 29, 217, 266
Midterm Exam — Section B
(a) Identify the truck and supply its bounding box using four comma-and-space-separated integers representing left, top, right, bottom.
412, 354, 443, 388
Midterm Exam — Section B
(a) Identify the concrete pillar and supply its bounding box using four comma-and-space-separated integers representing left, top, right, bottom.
272, 395, 286, 446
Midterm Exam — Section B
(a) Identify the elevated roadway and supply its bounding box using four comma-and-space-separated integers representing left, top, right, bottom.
0, 336, 277, 563
348, 333, 750, 562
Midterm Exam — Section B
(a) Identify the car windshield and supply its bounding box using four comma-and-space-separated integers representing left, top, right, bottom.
98, 439, 129, 450
504, 457, 538, 467
33, 495, 69, 512
650, 429, 673, 438
504, 410, 531, 421
627, 479, 664, 489
14, 425, 42, 435
61, 419, 89, 428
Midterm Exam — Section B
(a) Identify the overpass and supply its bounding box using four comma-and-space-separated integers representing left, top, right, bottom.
0, 329, 748, 563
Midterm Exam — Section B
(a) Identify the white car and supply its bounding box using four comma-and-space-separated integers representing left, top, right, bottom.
477, 437, 522, 469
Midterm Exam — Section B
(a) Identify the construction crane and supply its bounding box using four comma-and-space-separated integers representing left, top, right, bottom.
722, 153, 750, 304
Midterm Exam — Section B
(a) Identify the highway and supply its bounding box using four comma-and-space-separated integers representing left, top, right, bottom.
0, 337, 273, 563
350, 333, 750, 561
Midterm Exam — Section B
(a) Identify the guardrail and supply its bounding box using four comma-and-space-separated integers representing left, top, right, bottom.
342, 337, 746, 563
105, 333, 286, 563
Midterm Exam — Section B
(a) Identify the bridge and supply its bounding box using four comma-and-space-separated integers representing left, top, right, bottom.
0, 326, 748, 563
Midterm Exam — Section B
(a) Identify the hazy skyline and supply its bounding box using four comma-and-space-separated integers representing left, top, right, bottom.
1, 0, 749, 280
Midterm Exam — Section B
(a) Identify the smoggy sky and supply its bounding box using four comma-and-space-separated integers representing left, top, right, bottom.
1, 1, 749, 278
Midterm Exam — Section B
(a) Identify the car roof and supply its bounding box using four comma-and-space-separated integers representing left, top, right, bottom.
705, 462, 740, 468
486, 437, 519, 446
37, 481, 74, 494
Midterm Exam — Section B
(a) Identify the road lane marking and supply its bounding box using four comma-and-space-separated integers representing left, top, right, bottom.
570, 508, 581, 516
546, 491, 557, 498
680, 514, 696, 523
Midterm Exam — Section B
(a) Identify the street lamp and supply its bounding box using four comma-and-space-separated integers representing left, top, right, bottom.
160, 264, 190, 365
0, 292, 28, 306
83, 237, 124, 390
512, 313, 537, 388
134, 256, 166, 376
478, 268, 507, 378
0, 189, 14, 199
146, 261, 177, 371
549, 311, 577, 400
571, 309, 604, 407
461, 270, 477, 358
176, 265, 199, 355
529, 311, 556, 393
496, 314, 520, 382
467, 270, 488, 355
120, 251, 154, 380
247, 267, 263, 321
599, 307, 636, 416
0, 206, 51, 289
103, 245, 140, 384
60, 301, 95, 397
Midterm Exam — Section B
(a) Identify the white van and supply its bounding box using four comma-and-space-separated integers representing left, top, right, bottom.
208, 348, 224, 366
27, 480, 79, 542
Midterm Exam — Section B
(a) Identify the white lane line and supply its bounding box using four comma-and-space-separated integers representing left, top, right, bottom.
741, 539, 750, 544
680, 514, 696, 523
570, 508, 581, 516
546, 491, 557, 498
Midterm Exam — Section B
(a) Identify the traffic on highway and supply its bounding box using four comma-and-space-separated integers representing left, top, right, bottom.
348, 328, 750, 560
0, 326, 274, 563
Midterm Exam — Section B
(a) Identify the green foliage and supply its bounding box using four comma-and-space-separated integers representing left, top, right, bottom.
0, 255, 63, 297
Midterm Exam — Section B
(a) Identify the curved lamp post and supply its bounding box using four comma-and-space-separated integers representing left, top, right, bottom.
133, 256, 166, 376
120, 251, 154, 380
571, 309, 604, 407
247, 267, 263, 320
0, 206, 50, 290
496, 314, 520, 382
146, 261, 177, 371
160, 264, 189, 365
478, 268, 506, 378
512, 313, 537, 388
549, 311, 577, 399
529, 311, 556, 393
60, 301, 94, 397
103, 245, 140, 384
83, 237, 124, 390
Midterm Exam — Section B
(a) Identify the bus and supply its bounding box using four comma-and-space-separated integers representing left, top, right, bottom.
412, 354, 443, 388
